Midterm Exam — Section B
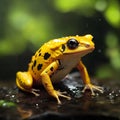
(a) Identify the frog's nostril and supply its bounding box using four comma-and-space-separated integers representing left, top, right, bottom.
85, 44, 90, 48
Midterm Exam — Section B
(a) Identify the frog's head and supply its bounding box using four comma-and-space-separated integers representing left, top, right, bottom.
63, 34, 94, 54
46, 34, 94, 58
54, 34, 94, 56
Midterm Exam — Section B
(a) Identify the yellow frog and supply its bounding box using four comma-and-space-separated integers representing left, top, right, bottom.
16, 34, 103, 104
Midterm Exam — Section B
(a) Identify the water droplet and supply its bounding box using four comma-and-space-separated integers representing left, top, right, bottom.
98, 49, 102, 53
35, 103, 39, 108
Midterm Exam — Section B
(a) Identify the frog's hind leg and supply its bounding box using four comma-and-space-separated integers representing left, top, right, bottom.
16, 71, 40, 96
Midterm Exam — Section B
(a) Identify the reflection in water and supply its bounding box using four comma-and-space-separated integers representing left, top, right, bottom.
17, 107, 33, 119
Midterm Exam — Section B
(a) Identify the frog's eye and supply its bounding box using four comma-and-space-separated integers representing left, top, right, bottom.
67, 38, 79, 49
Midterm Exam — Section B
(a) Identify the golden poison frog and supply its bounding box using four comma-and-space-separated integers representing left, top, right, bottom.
16, 34, 103, 104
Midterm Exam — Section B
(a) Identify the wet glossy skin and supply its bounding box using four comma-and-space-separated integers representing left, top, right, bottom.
16, 34, 103, 104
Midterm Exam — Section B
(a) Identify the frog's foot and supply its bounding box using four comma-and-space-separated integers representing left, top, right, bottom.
55, 90, 71, 104
82, 84, 104, 96
31, 89, 40, 96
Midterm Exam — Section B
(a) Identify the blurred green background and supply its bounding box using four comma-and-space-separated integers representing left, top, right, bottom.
0, 0, 120, 80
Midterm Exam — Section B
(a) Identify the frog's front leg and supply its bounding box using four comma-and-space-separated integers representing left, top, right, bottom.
16, 71, 40, 96
77, 61, 103, 95
40, 60, 71, 104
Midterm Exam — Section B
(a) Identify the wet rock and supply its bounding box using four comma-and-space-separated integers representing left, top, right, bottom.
0, 73, 120, 120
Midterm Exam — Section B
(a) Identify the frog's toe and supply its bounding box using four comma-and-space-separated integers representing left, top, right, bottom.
56, 90, 71, 100
82, 84, 104, 95
31, 89, 40, 96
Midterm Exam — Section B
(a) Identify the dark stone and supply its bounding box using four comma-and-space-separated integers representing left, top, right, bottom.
0, 73, 120, 120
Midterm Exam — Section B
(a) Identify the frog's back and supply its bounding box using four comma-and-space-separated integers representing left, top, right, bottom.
28, 46, 53, 80
28, 39, 67, 80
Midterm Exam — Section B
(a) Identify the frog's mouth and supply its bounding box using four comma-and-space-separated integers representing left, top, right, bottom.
64, 46, 95, 55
